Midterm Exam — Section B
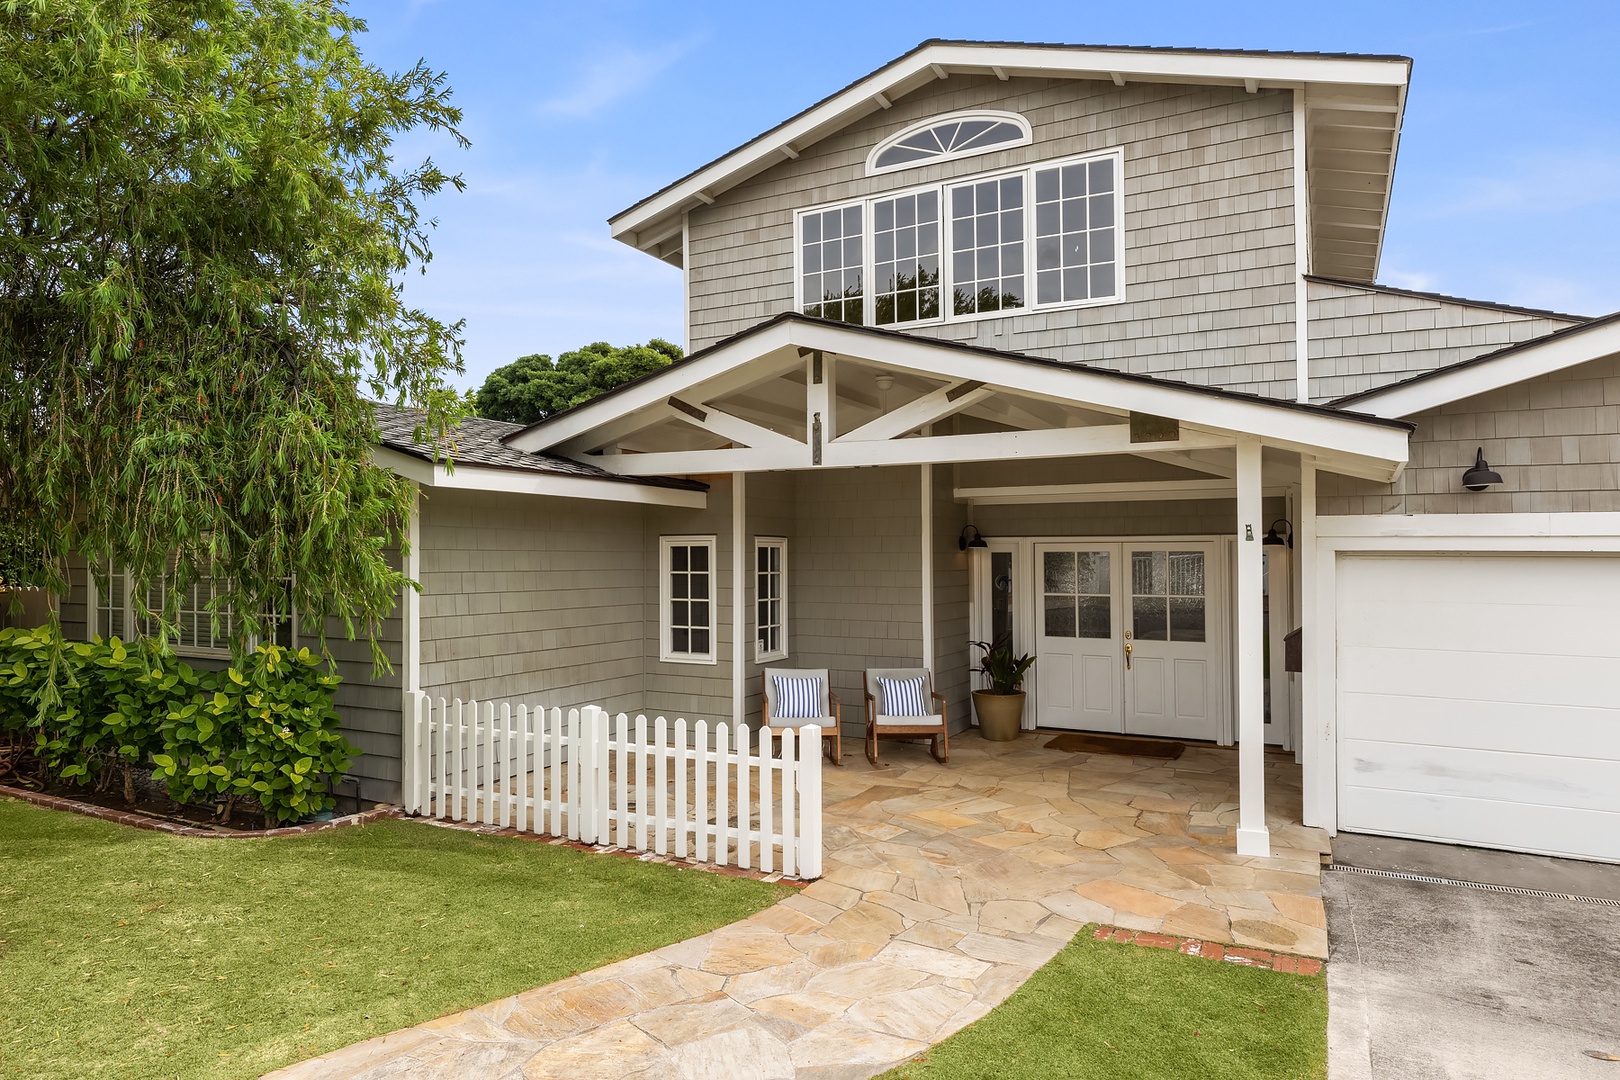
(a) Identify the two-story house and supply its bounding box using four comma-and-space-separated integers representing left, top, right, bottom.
62, 41, 1620, 866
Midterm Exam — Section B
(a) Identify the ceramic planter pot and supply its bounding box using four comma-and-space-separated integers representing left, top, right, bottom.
972, 690, 1025, 742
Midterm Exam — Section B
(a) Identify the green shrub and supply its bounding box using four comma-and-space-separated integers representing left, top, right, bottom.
0, 627, 356, 824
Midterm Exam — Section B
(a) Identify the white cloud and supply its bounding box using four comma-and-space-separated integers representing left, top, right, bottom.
539, 37, 703, 119
1411, 152, 1620, 219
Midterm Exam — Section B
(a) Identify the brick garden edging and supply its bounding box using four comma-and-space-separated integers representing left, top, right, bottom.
1092, 924, 1324, 975
0, 782, 396, 838
412, 814, 812, 888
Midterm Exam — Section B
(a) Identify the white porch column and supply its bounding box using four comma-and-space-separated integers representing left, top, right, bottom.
401, 482, 422, 698
1235, 437, 1270, 857
921, 464, 934, 671
1299, 457, 1326, 828
732, 471, 747, 727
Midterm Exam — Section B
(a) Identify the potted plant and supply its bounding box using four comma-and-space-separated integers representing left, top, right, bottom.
969, 640, 1034, 742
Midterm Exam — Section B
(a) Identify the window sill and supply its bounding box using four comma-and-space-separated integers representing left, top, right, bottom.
755, 650, 789, 665
871, 290, 1127, 332
659, 654, 719, 666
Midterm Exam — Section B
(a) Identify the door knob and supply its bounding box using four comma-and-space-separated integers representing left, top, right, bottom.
1123, 640, 1133, 670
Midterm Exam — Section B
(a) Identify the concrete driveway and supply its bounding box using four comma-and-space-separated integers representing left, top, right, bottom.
1324, 834, 1620, 1080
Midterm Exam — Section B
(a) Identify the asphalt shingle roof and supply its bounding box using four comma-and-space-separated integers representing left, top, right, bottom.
372, 402, 708, 492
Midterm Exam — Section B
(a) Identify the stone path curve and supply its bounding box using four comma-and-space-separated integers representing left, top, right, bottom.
268, 739, 1327, 1079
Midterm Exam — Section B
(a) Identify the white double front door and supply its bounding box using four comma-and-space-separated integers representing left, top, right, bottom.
1034, 541, 1221, 741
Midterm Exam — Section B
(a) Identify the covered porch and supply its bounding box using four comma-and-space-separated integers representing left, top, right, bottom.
504, 313, 1412, 859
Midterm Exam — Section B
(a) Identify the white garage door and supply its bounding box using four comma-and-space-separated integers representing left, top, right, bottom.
1337, 553, 1620, 863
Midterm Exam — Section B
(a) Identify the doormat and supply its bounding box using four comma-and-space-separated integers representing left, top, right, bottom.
1045, 733, 1185, 759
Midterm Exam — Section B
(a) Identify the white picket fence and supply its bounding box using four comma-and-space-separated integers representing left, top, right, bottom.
400, 692, 823, 879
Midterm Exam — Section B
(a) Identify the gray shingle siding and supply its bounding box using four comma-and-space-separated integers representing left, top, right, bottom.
688, 75, 1299, 400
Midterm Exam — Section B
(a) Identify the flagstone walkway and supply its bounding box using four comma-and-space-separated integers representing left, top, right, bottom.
269, 735, 1328, 1080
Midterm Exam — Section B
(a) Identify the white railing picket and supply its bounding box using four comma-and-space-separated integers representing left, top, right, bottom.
781, 728, 797, 877
758, 727, 774, 875
403, 695, 821, 879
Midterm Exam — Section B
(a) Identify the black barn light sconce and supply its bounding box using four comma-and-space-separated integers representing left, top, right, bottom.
1262, 519, 1293, 548
959, 525, 989, 551
1461, 447, 1503, 492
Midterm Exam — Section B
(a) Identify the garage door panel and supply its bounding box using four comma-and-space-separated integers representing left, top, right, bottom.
1340, 786, 1620, 863
1338, 645, 1620, 710
1338, 597, 1620, 655
1338, 552, 1620, 864
1341, 738, 1620, 813
1341, 693, 1620, 757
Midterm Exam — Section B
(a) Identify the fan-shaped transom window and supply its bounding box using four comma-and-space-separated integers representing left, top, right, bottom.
867, 111, 1031, 175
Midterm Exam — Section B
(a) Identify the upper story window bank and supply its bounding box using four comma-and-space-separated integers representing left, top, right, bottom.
797, 109, 1124, 330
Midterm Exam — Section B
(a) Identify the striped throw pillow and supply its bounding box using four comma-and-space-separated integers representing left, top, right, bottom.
879, 675, 929, 717
772, 675, 823, 720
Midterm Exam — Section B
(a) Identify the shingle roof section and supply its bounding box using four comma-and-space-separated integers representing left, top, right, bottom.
372, 402, 707, 491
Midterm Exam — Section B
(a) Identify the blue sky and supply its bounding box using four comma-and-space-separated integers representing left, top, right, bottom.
348, 0, 1620, 390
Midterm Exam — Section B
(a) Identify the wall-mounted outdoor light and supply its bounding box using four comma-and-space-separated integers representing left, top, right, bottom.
1461, 447, 1503, 492
959, 524, 989, 551
1262, 519, 1293, 548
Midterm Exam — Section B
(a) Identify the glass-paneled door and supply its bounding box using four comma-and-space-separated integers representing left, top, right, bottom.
1036, 545, 1124, 731
1033, 541, 1220, 740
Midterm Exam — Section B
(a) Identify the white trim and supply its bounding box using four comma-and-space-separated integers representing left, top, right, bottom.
921, 464, 935, 674
1293, 86, 1311, 404
732, 476, 746, 723
401, 483, 421, 696
1337, 318, 1620, 420
659, 535, 719, 665
866, 109, 1032, 175
681, 211, 691, 353
794, 148, 1127, 330
1234, 437, 1270, 857
753, 535, 788, 664
955, 479, 1292, 505
610, 42, 1409, 248
374, 446, 706, 509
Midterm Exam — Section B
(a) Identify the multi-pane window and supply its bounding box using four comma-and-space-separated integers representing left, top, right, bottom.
1034, 158, 1117, 305
873, 192, 940, 326
1131, 550, 1205, 643
1042, 550, 1112, 640
93, 560, 294, 655
951, 176, 1025, 316
754, 538, 787, 662
800, 204, 863, 325
796, 149, 1122, 328
661, 537, 715, 663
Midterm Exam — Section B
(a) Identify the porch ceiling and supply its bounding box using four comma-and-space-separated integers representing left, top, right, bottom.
504, 314, 1413, 483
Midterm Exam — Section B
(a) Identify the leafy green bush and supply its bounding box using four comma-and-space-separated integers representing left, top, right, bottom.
0, 627, 356, 824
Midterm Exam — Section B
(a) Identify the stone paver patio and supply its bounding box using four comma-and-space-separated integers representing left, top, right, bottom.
268, 733, 1328, 1080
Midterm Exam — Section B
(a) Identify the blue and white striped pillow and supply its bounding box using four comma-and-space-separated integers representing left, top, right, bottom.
772, 675, 823, 720
879, 675, 929, 717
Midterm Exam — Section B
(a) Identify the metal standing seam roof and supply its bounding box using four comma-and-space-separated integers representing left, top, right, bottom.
371, 402, 709, 491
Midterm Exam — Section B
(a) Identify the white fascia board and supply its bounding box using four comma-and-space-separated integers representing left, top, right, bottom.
505, 320, 800, 453
787, 320, 1411, 469
1316, 511, 1620, 541
372, 447, 707, 508
1339, 320, 1620, 420
954, 479, 1289, 505
610, 43, 1408, 246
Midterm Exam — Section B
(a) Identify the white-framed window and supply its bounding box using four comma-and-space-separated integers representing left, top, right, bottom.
795, 148, 1124, 329
866, 110, 1032, 175
754, 537, 787, 663
660, 536, 716, 664
91, 560, 295, 658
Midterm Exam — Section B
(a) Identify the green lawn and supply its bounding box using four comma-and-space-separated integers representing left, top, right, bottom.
0, 796, 790, 1080
881, 930, 1328, 1080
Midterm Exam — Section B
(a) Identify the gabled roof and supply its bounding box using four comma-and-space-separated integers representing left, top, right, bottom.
505, 312, 1413, 482
1330, 309, 1620, 418
612, 39, 1411, 283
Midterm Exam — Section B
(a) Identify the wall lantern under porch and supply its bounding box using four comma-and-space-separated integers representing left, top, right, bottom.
959, 525, 989, 551
1262, 519, 1293, 548
1461, 447, 1504, 492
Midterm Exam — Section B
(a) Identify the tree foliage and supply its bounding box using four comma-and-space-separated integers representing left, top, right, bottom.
0, 0, 467, 664
474, 339, 682, 425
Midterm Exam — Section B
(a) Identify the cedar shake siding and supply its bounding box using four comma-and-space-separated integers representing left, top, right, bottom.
1307, 278, 1585, 403
1318, 352, 1620, 516
687, 76, 1300, 399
